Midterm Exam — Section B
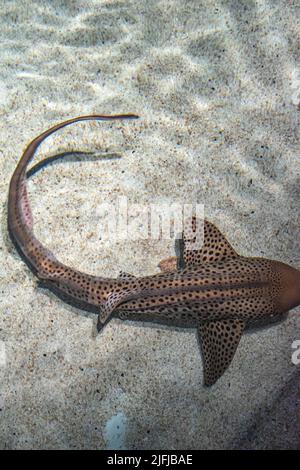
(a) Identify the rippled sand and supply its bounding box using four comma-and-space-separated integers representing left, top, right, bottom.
0, 0, 299, 449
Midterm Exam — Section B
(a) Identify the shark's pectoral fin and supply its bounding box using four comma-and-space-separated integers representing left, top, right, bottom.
181, 218, 239, 268
197, 318, 245, 386
97, 287, 140, 331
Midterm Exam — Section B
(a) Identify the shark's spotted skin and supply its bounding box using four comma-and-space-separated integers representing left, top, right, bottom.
199, 319, 245, 386
182, 217, 238, 266
20, 181, 33, 229
8, 115, 300, 386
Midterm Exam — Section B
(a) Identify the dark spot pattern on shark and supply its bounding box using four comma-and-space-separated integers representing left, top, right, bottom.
7, 115, 300, 386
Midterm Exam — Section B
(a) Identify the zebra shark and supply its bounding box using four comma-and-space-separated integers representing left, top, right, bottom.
7, 115, 300, 385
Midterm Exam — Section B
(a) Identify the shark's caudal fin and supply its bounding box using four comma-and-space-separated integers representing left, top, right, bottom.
198, 319, 246, 386
158, 218, 239, 272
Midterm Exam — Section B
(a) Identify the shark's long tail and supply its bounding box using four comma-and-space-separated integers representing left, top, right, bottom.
8, 113, 139, 277
12, 114, 138, 181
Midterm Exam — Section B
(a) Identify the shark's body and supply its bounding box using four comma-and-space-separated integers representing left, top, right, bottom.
8, 115, 300, 385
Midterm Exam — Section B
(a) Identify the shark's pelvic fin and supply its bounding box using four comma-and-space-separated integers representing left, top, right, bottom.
118, 271, 137, 281
97, 286, 141, 331
157, 256, 178, 272
198, 318, 245, 386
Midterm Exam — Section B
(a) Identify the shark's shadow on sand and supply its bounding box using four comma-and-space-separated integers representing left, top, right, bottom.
25, 150, 121, 178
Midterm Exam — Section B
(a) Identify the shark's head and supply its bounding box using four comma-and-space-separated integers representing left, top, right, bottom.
275, 261, 300, 313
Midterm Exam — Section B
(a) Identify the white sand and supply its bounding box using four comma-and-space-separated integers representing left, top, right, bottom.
0, 0, 299, 449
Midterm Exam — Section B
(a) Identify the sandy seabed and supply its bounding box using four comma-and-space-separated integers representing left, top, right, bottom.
0, 0, 299, 450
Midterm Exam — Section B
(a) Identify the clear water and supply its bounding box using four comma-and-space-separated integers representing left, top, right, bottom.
0, 0, 299, 450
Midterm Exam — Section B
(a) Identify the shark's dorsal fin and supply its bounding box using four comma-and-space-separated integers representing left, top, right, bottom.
181, 218, 239, 268
198, 319, 245, 386
158, 218, 239, 272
